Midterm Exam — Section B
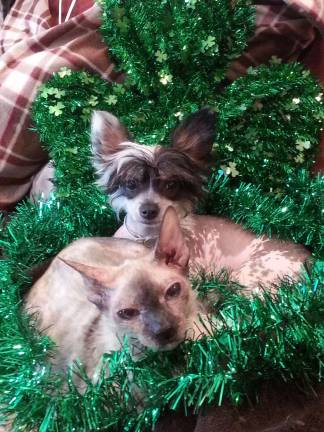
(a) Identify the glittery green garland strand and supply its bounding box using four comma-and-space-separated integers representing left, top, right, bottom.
0, 0, 323, 428
3, 61, 324, 432
0, 174, 323, 430
216, 63, 323, 192
0, 228, 323, 431
32, 62, 322, 194
99, 0, 255, 98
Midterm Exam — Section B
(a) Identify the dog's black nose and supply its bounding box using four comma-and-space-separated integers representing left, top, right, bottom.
154, 326, 176, 344
139, 202, 159, 220
143, 310, 177, 345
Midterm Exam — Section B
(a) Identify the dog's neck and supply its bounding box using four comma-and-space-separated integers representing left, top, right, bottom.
123, 214, 162, 242
118, 213, 194, 246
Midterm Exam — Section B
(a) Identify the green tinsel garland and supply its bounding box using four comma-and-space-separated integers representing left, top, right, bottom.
0, 210, 323, 431
0, 0, 323, 430
31, 62, 323, 196
99, 0, 254, 97
203, 169, 324, 258
216, 64, 323, 192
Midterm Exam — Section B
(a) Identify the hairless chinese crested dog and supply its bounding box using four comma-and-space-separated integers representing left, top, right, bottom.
91, 109, 309, 293
30, 108, 309, 292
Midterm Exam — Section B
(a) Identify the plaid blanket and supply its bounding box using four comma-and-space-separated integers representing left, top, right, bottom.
0, 0, 323, 210
0, 0, 121, 210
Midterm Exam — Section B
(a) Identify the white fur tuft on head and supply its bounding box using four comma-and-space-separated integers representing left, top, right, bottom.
93, 142, 157, 190
91, 110, 157, 189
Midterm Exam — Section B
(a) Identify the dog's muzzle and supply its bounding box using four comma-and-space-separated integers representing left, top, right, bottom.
139, 202, 160, 220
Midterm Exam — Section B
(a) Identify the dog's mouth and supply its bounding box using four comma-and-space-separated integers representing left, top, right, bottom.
135, 334, 183, 352
139, 219, 162, 226
133, 214, 163, 226
157, 339, 183, 351
143, 339, 182, 352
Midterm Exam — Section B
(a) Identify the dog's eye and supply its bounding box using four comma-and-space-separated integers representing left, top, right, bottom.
165, 181, 177, 191
165, 283, 181, 299
117, 308, 140, 320
126, 179, 138, 191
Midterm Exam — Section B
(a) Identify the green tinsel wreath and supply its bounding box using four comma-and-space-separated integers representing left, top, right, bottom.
0, 0, 323, 431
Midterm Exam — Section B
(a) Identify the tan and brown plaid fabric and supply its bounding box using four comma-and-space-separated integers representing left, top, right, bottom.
0, 0, 323, 210
228, 1, 322, 80
288, 0, 324, 31
0, 0, 121, 210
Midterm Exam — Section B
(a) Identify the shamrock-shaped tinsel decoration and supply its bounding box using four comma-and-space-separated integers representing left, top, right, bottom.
39, 61, 322, 196
0, 0, 323, 431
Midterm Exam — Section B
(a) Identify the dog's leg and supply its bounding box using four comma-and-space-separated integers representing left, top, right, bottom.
30, 162, 55, 201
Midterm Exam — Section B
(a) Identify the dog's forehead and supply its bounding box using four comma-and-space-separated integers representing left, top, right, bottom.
117, 259, 181, 292
127, 272, 161, 305
116, 268, 185, 311
115, 144, 199, 178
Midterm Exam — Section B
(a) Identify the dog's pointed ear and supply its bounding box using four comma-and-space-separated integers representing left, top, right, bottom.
91, 110, 129, 155
171, 108, 216, 163
155, 207, 189, 271
58, 257, 112, 310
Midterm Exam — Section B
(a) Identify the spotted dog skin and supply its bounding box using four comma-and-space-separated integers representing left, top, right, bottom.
182, 215, 309, 293
92, 109, 309, 291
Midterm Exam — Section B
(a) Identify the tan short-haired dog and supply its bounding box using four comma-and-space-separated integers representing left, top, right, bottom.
25, 208, 206, 379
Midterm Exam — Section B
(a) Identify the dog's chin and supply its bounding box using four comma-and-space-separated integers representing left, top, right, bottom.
139, 219, 162, 226
157, 340, 183, 351
126, 214, 161, 227
142, 338, 183, 352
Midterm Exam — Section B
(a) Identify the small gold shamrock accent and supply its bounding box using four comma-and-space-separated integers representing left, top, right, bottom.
105, 95, 118, 105
40, 87, 58, 99
113, 85, 126, 95
294, 154, 304, 163
159, 72, 173, 85
49, 102, 65, 116
220, 162, 239, 177
81, 107, 92, 121
54, 89, 66, 99
58, 67, 72, 78
155, 50, 168, 63
296, 139, 311, 151
80, 73, 95, 84
88, 95, 99, 106
201, 36, 216, 52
